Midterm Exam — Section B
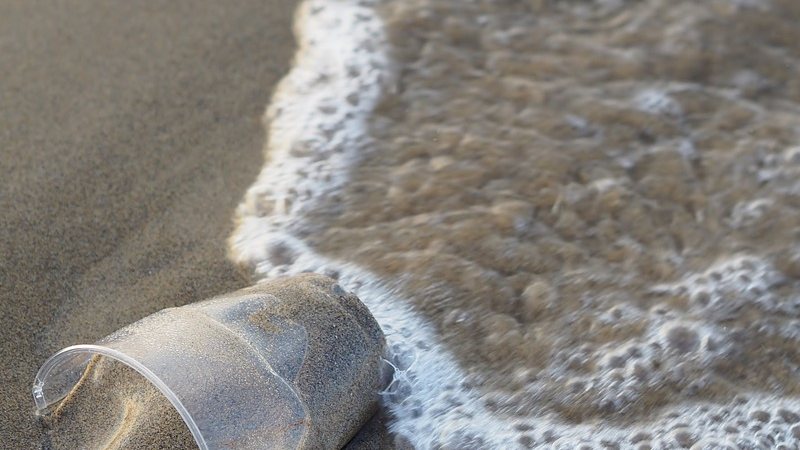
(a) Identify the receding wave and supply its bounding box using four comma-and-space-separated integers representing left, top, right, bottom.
231, 0, 800, 448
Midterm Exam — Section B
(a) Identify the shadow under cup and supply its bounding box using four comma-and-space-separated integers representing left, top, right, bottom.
33, 275, 389, 450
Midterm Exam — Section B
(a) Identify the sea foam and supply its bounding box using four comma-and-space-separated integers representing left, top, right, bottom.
229, 0, 518, 448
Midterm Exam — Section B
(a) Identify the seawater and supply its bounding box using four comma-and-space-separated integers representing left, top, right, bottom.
230, 0, 800, 448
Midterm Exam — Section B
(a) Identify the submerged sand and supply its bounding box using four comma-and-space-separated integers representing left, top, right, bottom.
255, 0, 800, 447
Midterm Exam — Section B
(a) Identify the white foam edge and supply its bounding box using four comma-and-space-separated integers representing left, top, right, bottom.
235, 0, 390, 226
227, 0, 524, 447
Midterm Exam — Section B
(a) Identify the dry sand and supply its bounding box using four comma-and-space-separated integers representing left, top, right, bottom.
0, 0, 310, 447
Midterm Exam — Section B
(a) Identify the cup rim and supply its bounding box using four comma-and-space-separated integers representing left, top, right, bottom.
32, 344, 207, 450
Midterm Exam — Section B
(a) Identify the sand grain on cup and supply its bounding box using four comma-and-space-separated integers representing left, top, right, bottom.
36, 274, 388, 450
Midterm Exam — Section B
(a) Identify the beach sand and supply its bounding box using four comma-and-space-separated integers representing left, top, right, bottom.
0, 0, 307, 447
42, 356, 199, 450
40, 274, 389, 450
333, 0, 800, 411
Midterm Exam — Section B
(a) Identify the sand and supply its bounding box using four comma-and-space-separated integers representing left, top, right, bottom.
325, 0, 800, 412
42, 356, 199, 450
238, 274, 390, 449
0, 0, 303, 447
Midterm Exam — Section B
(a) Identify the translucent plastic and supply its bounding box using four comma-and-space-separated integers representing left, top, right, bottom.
33, 275, 387, 450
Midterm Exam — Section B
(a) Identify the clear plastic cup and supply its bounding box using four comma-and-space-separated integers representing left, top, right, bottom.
33, 274, 388, 450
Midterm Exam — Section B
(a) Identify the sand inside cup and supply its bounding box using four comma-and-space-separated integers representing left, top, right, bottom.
42, 355, 198, 450
233, 274, 388, 448
39, 274, 387, 450
251, 274, 387, 449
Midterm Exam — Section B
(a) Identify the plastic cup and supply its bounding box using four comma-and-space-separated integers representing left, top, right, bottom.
32, 274, 388, 450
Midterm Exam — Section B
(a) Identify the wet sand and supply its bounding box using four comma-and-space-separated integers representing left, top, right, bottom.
0, 0, 300, 447
330, 0, 800, 413
233, 0, 800, 447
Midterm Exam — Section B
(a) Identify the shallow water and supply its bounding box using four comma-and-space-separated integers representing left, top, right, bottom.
231, 0, 800, 448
